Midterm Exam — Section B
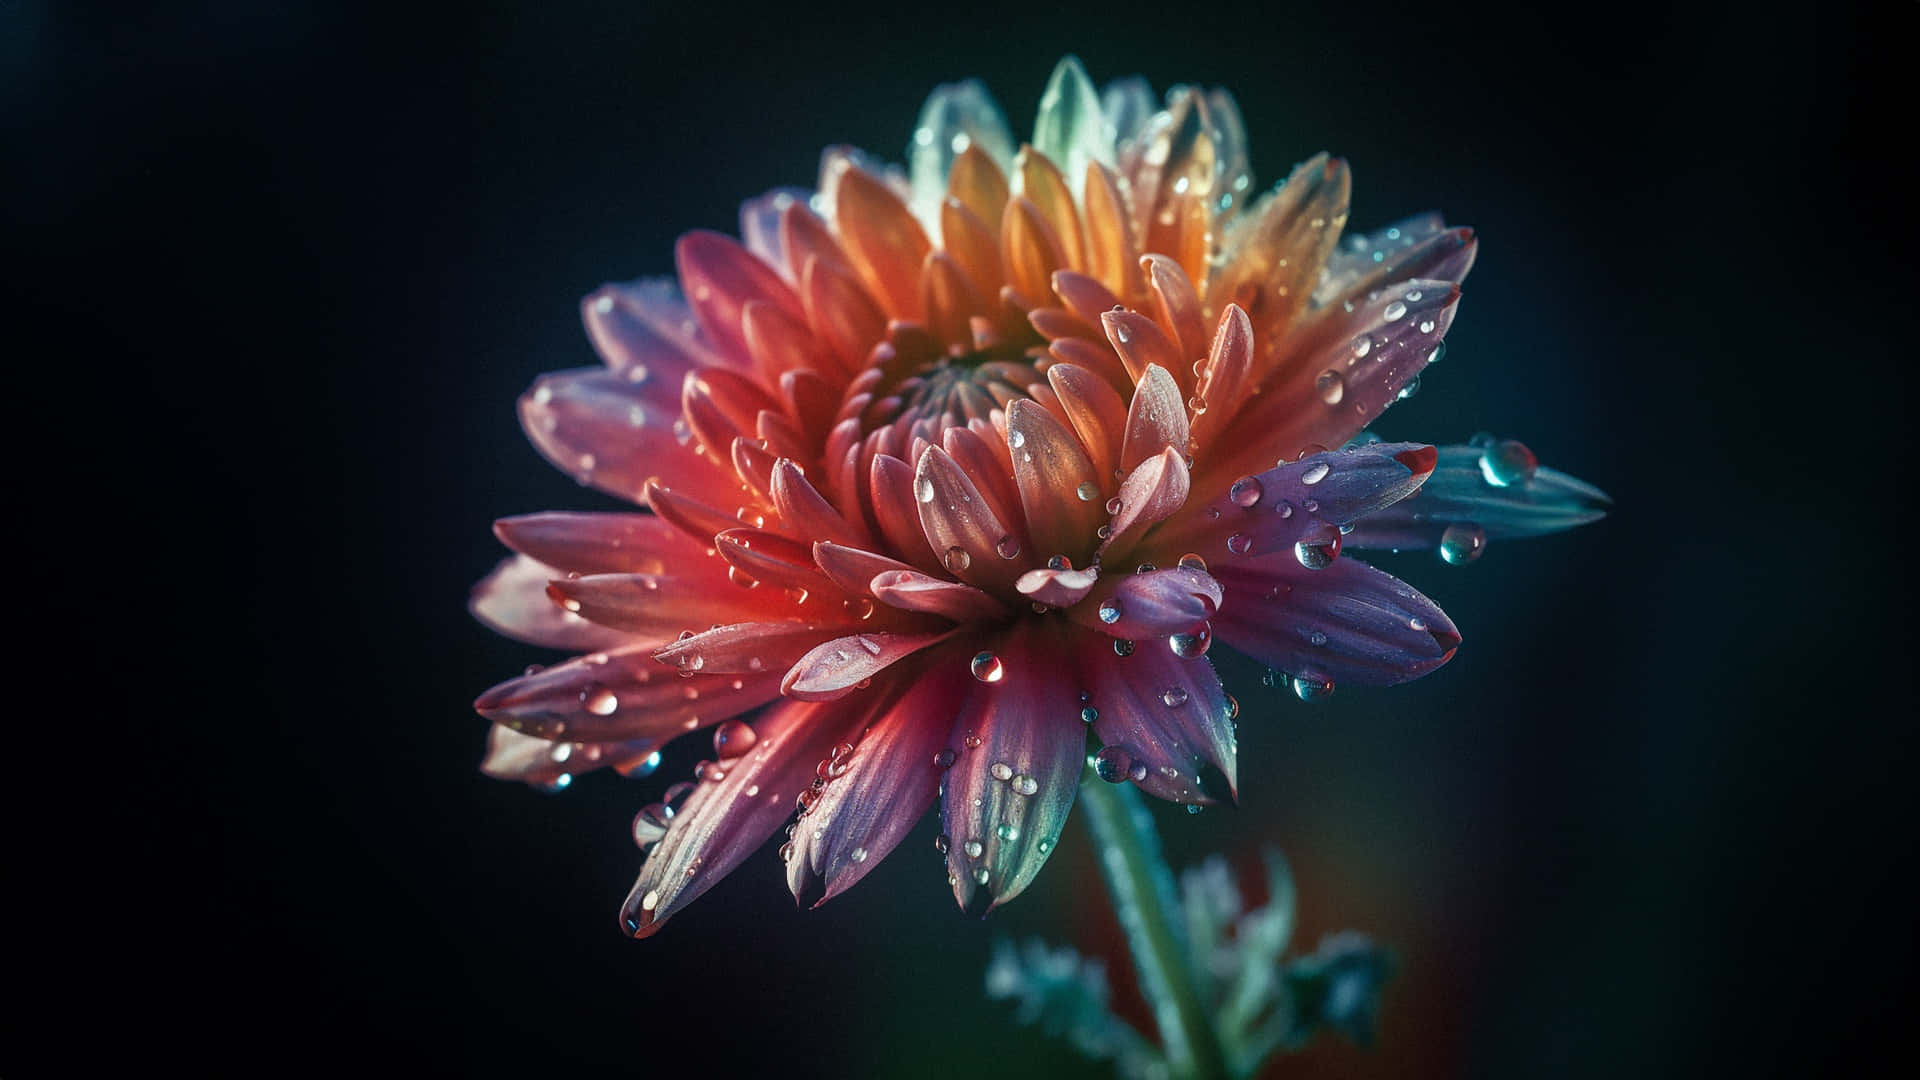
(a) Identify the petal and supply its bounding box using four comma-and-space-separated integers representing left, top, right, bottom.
1014, 565, 1099, 607
1341, 444, 1611, 550
1211, 556, 1461, 686
940, 620, 1087, 913
1005, 399, 1104, 563
1032, 55, 1114, 202
1204, 154, 1351, 347
652, 621, 843, 677
1001, 196, 1069, 308
1142, 254, 1207, 380
469, 555, 631, 652
1015, 145, 1086, 273
492, 512, 693, 575
1100, 76, 1157, 153
580, 278, 715, 385
813, 541, 918, 599
914, 445, 1022, 594
1046, 361, 1129, 484
1189, 303, 1255, 448
475, 643, 782, 742
675, 230, 807, 365
770, 459, 872, 550
738, 187, 812, 280
1101, 446, 1191, 561
835, 166, 932, 321
1080, 637, 1237, 804
781, 630, 954, 701
870, 569, 1009, 623
1314, 216, 1476, 308
1073, 566, 1221, 640
1080, 160, 1141, 299
622, 697, 865, 937
788, 653, 975, 905
518, 368, 732, 507
545, 563, 805, 639
479, 723, 663, 791
1151, 443, 1435, 565
1118, 364, 1189, 474
1103, 309, 1184, 388
908, 78, 1016, 226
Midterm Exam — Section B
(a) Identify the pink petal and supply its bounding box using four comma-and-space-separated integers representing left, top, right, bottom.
1189, 303, 1255, 449
738, 187, 811, 280
781, 630, 953, 701
1100, 447, 1191, 562
622, 697, 867, 937
1141, 254, 1207, 389
812, 541, 918, 599
913, 445, 1022, 594
1119, 364, 1189, 474
1102, 309, 1183, 388
474, 643, 782, 742
1045, 360, 1129, 484
769, 459, 872, 550
870, 569, 1009, 623
1015, 565, 1099, 607
544, 563, 804, 639
470, 555, 631, 652
479, 723, 663, 791
492, 512, 699, 576
652, 621, 842, 677
1005, 399, 1105, 564
675, 230, 807, 365
518, 368, 733, 508
580, 278, 716, 385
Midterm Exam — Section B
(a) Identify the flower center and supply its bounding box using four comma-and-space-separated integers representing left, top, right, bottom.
852, 344, 1044, 442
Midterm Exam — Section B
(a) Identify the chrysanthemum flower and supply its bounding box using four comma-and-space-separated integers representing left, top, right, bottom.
470, 58, 1607, 936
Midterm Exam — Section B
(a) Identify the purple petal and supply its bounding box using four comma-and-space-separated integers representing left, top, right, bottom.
1080, 637, 1238, 804
1312, 217, 1476, 309
1015, 565, 1099, 607
1074, 566, 1221, 640
652, 621, 839, 677
940, 621, 1087, 914
788, 650, 976, 905
1212, 556, 1460, 686
479, 723, 662, 791
580, 278, 716, 387
781, 630, 952, 701
1341, 443, 1611, 550
622, 698, 864, 937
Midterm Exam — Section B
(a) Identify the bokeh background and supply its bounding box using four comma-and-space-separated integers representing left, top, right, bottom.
13, 1, 1911, 1076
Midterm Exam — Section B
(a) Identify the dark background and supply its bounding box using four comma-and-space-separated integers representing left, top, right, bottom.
11, 1, 1912, 1076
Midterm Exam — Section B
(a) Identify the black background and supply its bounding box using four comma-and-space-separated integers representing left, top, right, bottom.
11, 1, 1913, 1076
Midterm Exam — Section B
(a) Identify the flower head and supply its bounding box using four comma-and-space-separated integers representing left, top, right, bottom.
470, 57, 1607, 936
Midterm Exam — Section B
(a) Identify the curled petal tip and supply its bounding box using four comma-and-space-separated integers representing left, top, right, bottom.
1392, 444, 1438, 478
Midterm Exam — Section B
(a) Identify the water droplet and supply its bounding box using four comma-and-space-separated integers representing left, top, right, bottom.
1290, 673, 1335, 702
1397, 374, 1421, 401
1008, 429, 1026, 449
1315, 370, 1346, 405
1076, 481, 1100, 502
1301, 461, 1330, 485
857, 635, 883, 656
944, 546, 972, 573
1225, 693, 1240, 720
1135, 562, 1156, 575
1162, 687, 1190, 707
1294, 522, 1341, 569
849, 846, 869, 863
970, 651, 1004, 682
1037, 839, 1053, 854
1409, 616, 1428, 632
1225, 532, 1253, 555
1427, 341, 1447, 365
1186, 804, 1203, 815
1012, 774, 1038, 796
995, 823, 1019, 842
549, 743, 573, 764
1275, 500, 1294, 519
965, 839, 984, 859
1479, 439, 1539, 487
1439, 522, 1487, 565
1168, 624, 1212, 658
1080, 706, 1099, 724
1418, 319, 1436, 334
778, 840, 796, 863
639, 889, 661, 912
632, 803, 673, 848
965, 733, 982, 748
1229, 475, 1264, 507
845, 596, 875, 620
1384, 300, 1407, 320
935, 833, 951, 854
826, 742, 855, 778
1093, 746, 1134, 783
990, 762, 1013, 781
1098, 598, 1124, 624
693, 758, 727, 782
1307, 629, 1328, 646
915, 476, 936, 503
728, 565, 759, 589
973, 867, 991, 885
995, 535, 1020, 559
1128, 760, 1150, 783
1351, 336, 1371, 360
1105, 496, 1124, 515
582, 686, 618, 716
1113, 639, 1135, 657
1177, 553, 1207, 572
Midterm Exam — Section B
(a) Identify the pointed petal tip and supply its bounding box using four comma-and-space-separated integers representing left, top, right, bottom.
1393, 444, 1438, 478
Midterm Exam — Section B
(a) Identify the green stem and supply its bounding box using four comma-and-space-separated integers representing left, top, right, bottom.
1077, 765, 1230, 1080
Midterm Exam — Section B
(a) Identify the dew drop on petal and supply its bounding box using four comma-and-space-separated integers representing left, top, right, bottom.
934, 833, 951, 854
1080, 706, 1099, 723
1428, 341, 1447, 365
915, 476, 937, 503
973, 867, 991, 885
1384, 300, 1407, 320
933, 748, 957, 769
1315, 370, 1346, 405
1225, 532, 1252, 555
1274, 500, 1294, 519
1093, 746, 1134, 783
1098, 598, 1123, 624
1008, 429, 1026, 450
1479, 439, 1539, 487
944, 546, 972, 573
970, 651, 1004, 682
965, 839, 984, 859
1127, 760, 1150, 783
1047, 554, 1073, 570
1012, 774, 1038, 796
1291, 673, 1336, 702
1105, 496, 1124, 515
1113, 639, 1135, 657
582, 686, 618, 716
1439, 522, 1487, 565
849, 846, 869, 863
1162, 686, 1190, 707
995, 535, 1020, 559
1301, 461, 1330, 485
1229, 475, 1264, 507
990, 761, 1013, 781
1076, 481, 1100, 502
1397, 375, 1421, 401
1294, 521, 1341, 569
1177, 553, 1207, 572
1168, 624, 1212, 658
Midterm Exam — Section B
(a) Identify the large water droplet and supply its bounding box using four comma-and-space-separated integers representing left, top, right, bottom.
994, 822, 1018, 841
1098, 598, 1123, 624
1439, 522, 1487, 565
933, 748, 957, 769
1479, 439, 1539, 487
1127, 760, 1150, 782
1113, 639, 1135, 657
1384, 300, 1407, 320
1301, 461, 1330, 485
1229, 475, 1264, 507
1397, 374, 1421, 401
1162, 686, 1190, 707
1315, 370, 1346, 405
965, 839, 984, 859
1168, 624, 1212, 658
1294, 522, 1341, 569
1290, 673, 1335, 702
1008, 429, 1026, 449
1011, 774, 1038, 796
632, 803, 673, 848
1177, 552, 1207, 572
915, 476, 936, 503
712, 719, 756, 759
1225, 532, 1253, 555
582, 686, 619, 716
1076, 481, 1100, 502
942, 546, 973, 574
1093, 746, 1134, 783
1080, 706, 1099, 723
990, 761, 1013, 781
970, 651, 1005, 682
995, 535, 1020, 559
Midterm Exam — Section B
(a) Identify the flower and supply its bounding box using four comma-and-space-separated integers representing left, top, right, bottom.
470, 57, 1608, 937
